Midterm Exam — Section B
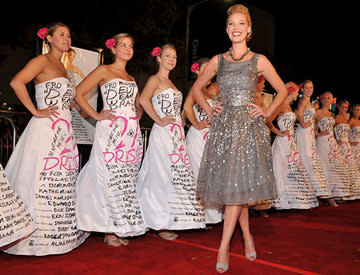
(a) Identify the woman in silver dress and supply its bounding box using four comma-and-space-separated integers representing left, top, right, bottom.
191, 4, 288, 273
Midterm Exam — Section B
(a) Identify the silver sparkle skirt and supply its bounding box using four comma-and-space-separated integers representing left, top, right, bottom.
197, 104, 276, 205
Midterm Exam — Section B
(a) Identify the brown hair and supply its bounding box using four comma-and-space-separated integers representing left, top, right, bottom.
160, 44, 176, 56
338, 99, 349, 107
196, 57, 209, 68
113, 33, 134, 47
227, 4, 252, 41
154, 44, 177, 65
108, 33, 134, 58
45, 22, 70, 43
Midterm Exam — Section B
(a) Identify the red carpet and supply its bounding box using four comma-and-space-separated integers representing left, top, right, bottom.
1, 201, 360, 274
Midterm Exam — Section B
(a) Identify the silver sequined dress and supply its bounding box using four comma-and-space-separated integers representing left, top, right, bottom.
197, 53, 276, 205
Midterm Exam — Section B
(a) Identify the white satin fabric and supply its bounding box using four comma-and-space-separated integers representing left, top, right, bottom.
137, 88, 206, 230
316, 117, 353, 199
76, 79, 146, 237
295, 108, 329, 197
186, 99, 223, 224
272, 112, 319, 209
0, 164, 35, 247
4, 77, 88, 255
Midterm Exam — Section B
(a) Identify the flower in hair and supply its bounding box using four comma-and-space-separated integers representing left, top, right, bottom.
287, 86, 296, 93
191, 63, 200, 73
298, 83, 303, 89
152, 47, 161, 57
37, 27, 48, 40
105, 38, 116, 49
257, 75, 265, 83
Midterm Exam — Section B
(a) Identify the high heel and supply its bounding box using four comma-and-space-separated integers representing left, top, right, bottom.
216, 263, 229, 273
245, 235, 256, 261
245, 251, 257, 261
216, 249, 229, 273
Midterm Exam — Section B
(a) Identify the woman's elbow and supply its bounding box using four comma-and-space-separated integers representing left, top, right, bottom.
139, 96, 148, 108
10, 78, 19, 90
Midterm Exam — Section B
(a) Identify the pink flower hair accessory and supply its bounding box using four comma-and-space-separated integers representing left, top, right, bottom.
105, 38, 116, 49
37, 27, 48, 40
191, 63, 200, 73
152, 47, 161, 57
287, 86, 296, 93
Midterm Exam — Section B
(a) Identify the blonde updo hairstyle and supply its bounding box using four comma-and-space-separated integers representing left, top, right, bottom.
227, 4, 252, 41
319, 91, 333, 107
286, 81, 300, 94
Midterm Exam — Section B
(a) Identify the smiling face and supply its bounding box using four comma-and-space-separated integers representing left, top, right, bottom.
157, 47, 177, 71
320, 92, 333, 107
226, 12, 251, 43
112, 36, 134, 61
338, 101, 349, 115
47, 26, 71, 52
352, 105, 360, 119
302, 81, 314, 97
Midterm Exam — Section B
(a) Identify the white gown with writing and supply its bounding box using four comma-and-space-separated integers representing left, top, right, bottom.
76, 79, 146, 237
316, 117, 353, 198
137, 88, 206, 230
4, 77, 88, 255
334, 123, 360, 199
186, 99, 222, 224
295, 108, 329, 197
272, 112, 319, 209
0, 164, 35, 247
350, 126, 360, 170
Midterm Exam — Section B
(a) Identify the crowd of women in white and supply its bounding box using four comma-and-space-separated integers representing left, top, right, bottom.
1, 20, 359, 260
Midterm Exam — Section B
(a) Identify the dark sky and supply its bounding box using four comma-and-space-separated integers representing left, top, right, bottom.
0, 0, 356, 105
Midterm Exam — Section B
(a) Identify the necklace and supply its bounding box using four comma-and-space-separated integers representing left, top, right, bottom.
228, 47, 250, 62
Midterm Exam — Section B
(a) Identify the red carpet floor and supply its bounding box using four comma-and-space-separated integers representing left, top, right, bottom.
1, 200, 360, 275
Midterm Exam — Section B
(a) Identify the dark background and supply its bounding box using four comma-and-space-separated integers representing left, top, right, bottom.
0, 0, 356, 109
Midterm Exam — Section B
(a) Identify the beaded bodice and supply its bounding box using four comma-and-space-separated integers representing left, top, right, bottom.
216, 54, 258, 107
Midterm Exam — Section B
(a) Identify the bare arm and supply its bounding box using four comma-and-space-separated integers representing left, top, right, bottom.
10, 55, 60, 120
251, 55, 288, 118
135, 92, 143, 119
265, 104, 289, 136
297, 97, 312, 128
183, 90, 210, 130
190, 55, 218, 116
139, 76, 175, 126
74, 65, 115, 121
